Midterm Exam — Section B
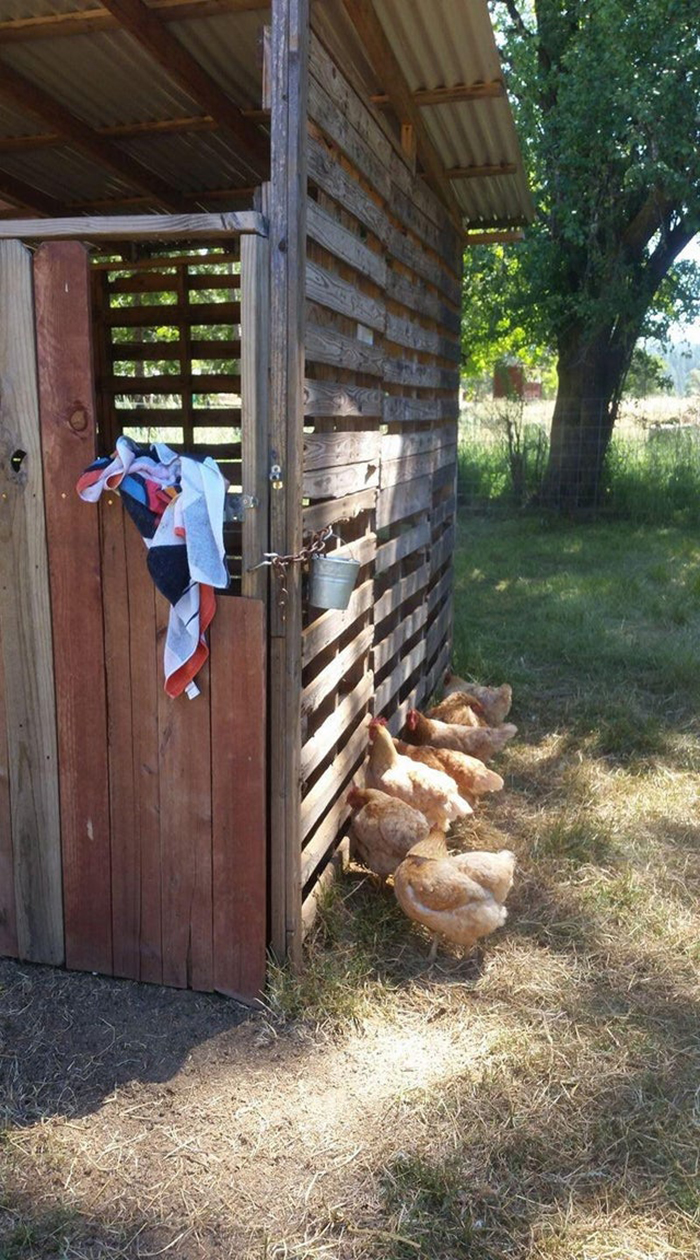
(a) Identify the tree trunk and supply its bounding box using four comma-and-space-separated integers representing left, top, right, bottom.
537, 329, 629, 511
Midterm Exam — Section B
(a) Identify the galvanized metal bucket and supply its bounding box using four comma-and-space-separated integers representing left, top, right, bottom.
309, 553, 360, 610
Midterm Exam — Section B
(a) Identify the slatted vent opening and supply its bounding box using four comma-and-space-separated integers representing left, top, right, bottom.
91, 245, 245, 589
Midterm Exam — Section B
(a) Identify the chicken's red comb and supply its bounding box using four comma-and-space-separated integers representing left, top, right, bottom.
368, 716, 388, 728
406, 709, 419, 730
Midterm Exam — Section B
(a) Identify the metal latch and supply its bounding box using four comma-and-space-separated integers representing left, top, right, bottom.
269, 453, 284, 490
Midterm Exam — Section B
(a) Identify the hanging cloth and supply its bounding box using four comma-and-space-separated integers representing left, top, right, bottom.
77, 436, 229, 698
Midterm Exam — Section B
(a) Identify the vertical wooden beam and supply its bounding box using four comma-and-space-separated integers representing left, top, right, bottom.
0, 238, 63, 963
34, 241, 113, 974
240, 232, 271, 598
0, 625, 17, 957
268, 0, 308, 964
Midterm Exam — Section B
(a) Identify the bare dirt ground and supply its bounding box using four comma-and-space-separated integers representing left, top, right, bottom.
0, 944, 496, 1259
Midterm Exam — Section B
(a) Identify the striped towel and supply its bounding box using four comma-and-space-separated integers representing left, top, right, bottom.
77, 436, 229, 698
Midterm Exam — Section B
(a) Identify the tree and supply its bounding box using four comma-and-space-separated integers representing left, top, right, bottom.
479, 0, 700, 507
622, 347, 673, 399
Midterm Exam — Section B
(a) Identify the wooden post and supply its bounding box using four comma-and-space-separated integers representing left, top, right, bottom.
0, 239, 63, 964
268, 0, 308, 964
240, 232, 271, 600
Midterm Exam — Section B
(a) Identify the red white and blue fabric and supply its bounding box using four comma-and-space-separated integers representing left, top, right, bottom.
77, 437, 229, 699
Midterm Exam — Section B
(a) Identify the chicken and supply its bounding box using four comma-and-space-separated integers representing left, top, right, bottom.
443, 673, 513, 726
365, 719, 472, 830
427, 691, 487, 727
404, 709, 517, 762
347, 784, 430, 878
393, 829, 516, 961
394, 739, 504, 806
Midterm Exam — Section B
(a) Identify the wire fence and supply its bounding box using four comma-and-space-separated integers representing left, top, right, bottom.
457, 396, 700, 523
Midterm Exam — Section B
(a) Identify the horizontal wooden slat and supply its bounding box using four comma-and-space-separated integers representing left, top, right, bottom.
303, 572, 375, 666
305, 320, 383, 377
382, 395, 460, 423
306, 260, 385, 331
301, 717, 369, 839
426, 598, 452, 665
304, 430, 381, 471
104, 374, 241, 392
109, 339, 241, 362
301, 625, 374, 718
106, 301, 240, 326
307, 134, 390, 244
387, 225, 461, 307
374, 519, 431, 575
303, 486, 377, 533
428, 567, 452, 616
374, 561, 431, 624
383, 356, 460, 391
304, 460, 379, 500
432, 493, 456, 533
308, 74, 392, 203
374, 639, 426, 714
381, 424, 455, 462
307, 199, 386, 288
304, 377, 382, 418
385, 268, 461, 333
373, 604, 428, 674
431, 522, 455, 575
424, 639, 452, 707
376, 474, 431, 530
0, 212, 266, 241
385, 311, 461, 362
433, 460, 457, 493
301, 673, 373, 780
300, 797, 351, 890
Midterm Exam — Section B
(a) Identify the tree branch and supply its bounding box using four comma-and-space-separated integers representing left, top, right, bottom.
501, 0, 531, 39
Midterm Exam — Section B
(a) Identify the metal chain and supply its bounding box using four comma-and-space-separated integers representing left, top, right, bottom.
248, 525, 336, 617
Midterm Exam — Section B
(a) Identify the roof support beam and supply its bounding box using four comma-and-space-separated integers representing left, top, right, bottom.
0, 168, 64, 215
99, 0, 269, 178
340, 0, 462, 223
449, 163, 517, 180
0, 60, 188, 209
0, 0, 269, 43
0, 115, 218, 155
372, 80, 505, 108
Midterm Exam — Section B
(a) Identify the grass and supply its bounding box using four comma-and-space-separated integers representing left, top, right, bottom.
267, 512, 700, 1259
458, 396, 700, 523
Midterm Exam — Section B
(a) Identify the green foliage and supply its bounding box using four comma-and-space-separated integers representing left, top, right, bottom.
623, 348, 674, 399
463, 2, 700, 389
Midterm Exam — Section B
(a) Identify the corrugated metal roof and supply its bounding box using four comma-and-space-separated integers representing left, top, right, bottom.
0, 0, 531, 226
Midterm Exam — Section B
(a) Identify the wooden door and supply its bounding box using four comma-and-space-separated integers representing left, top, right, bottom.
1, 238, 267, 1001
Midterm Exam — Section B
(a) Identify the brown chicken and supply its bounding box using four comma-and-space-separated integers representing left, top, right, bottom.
393, 829, 516, 961
427, 691, 487, 727
394, 739, 504, 807
365, 720, 472, 830
347, 785, 430, 878
443, 673, 513, 726
405, 709, 517, 762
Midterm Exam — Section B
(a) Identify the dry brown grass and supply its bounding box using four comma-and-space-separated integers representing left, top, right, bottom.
1, 516, 699, 1259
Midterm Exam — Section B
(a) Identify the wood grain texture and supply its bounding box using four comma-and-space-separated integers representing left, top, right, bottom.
35, 241, 112, 975
0, 212, 267, 241
240, 233, 270, 600
0, 239, 63, 964
0, 622, 17, 956
210, 597, 266, 1000
156, 591, 214, 991
268, 0, 309, 964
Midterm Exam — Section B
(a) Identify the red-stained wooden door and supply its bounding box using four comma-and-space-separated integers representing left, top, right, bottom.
31, 240, 267, 1001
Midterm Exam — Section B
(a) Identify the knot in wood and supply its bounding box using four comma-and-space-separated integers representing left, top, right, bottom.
68, 406, 88, 433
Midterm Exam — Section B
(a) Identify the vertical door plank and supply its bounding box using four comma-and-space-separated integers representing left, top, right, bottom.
210, 597, 267, 1000
0, 623, 17, 957
0, 239, 63, 964
125, 524, 162, 985
100, 496, 138, 980
240, 233, 270, 599
34, 241, 112, 974
157, 594, 214, 991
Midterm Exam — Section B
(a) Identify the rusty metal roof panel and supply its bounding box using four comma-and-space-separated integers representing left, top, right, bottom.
1, 32, 206, 125
0, 143, 134, 201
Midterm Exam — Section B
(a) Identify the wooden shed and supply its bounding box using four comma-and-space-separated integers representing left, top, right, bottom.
0, 0, 532, 999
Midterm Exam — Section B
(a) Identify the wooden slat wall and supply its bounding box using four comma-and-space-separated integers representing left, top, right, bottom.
299, 33, 462, 932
